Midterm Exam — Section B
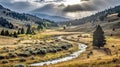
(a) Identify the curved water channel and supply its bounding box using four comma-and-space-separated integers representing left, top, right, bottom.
30, 36, 87, 66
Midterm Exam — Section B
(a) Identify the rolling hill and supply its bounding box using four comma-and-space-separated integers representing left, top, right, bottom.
63, 5, 120, 26
0, 4, 56, 30
31, 13, 70, 22
63, 5, 120, 35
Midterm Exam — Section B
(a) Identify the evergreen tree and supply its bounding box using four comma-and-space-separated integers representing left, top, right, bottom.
13, 32, 17, 38
21, 27, 25, 34
112, 28, 115, 31
26, 25, 32, 34
4, 30, 9, 36
37, 25, 41, 31
93, 25, 106, 48
63, 25, 66, 30
1, 29, 4, 36
37, 25, 44, 31
118, 13, 120, 17
31, 27, 36, 35
17, 30, 20, 34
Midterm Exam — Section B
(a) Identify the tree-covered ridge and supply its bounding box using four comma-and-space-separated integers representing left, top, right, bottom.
0, 17, 14, 29
0, 4, 57, 29
5, 12, 29, 21
66, 5, 120, 26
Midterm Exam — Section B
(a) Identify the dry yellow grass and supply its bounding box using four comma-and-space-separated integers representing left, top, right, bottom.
0, 36, 18, 45
0, 30, 80, 66
44, 34, 120, 67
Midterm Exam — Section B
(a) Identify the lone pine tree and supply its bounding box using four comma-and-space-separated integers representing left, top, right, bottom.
26, 25, 32, 34
118, 13, 120, 17
13, 31, 18, 38
4, 30, 9, 36
21, 27, 25, 34
0, 29, 4, 36
93, 25, 106, 48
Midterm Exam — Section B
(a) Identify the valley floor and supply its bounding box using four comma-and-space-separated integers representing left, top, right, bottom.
0, 29, 120, 67
44, 32, 120, 67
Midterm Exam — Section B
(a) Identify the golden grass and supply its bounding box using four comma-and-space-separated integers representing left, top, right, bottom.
0, 36, 18, 45
45, 34, 120, 67
0, 30, 80, 66
0, 43, 79, 67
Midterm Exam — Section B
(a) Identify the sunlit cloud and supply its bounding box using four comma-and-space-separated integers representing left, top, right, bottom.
0, 0, 120, 19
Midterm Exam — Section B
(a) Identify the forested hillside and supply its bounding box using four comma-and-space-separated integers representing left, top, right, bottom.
64, 5, 120, 26
0, 4, 56, 30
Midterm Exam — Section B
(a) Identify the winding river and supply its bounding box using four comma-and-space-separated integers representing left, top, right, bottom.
30, 36, 87, 66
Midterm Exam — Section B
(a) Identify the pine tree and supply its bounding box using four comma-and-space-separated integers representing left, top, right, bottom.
1, 29, 4, 36
118, 13, 120, 17
4, 30, 9, 36
37, 25, 44, 31
93, 25, 106, 48
13, 32, 17, 38
17, 30, 20, 34
21, 27, 25, 34
31, 27, 35, 35
26, 25, 32, 34
37, 25, 41, 31
112, 28, 115, 31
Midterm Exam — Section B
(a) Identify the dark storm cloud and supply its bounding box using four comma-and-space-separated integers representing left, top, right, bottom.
63, 4, 97, 12
31, 3, 66, 17
63, 0, 105, 12
63, 0, 120, 12
0, 0, 37, 12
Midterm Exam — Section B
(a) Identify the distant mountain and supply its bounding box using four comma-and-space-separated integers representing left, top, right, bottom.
0, 4, 55, 29
63, 5, 120, 26
31, 13, 70, 22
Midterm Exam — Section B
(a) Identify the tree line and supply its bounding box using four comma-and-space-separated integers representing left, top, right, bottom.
0, 24, 39, 38
0, 30, 17, 38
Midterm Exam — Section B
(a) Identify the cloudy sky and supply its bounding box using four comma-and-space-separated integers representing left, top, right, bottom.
0, 0, 120, 19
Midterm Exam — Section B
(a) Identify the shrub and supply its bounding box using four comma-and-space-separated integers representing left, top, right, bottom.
56, 48, 62, 51
48, 48, 57, 53
14, 64, 25, 67
1, 60, 8, 64
30, 57, 35, 60
112, 58, 119, 63
19, 58, 26, 62
61, 45, 68, 50
8, 53, 17, 58
9, 49, 15, 52
0, 55, 5, 60
17, 51, 30, 57
37, 49, 47, 55
32, 51, 38, 55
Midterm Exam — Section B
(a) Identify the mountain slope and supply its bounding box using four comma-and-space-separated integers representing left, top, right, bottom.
0, 4, 55, 29
63, 5, 120, 26
31, 13, 70, 22
64, 5, 120, 35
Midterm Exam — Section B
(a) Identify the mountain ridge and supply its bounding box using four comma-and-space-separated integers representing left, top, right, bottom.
0, 4, 55, 29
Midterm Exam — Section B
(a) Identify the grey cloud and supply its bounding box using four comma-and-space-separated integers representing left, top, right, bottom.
0, 0, 36, 12
63, 0, 120, 12
32, 4, 65, 16
0, 0, 120, 19
63, 4, 97, 12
